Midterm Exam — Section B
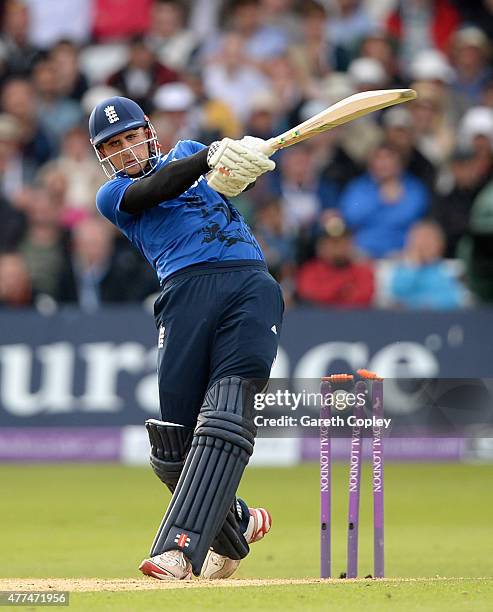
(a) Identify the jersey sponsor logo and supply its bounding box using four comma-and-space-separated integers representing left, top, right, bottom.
104, 105, 119, 124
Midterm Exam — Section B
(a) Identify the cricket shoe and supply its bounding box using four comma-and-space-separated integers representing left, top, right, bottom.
200, 507, 272, 579
139, 549, 192, 580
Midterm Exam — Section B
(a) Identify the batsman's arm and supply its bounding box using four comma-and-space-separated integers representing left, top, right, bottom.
121, 149, 210, 214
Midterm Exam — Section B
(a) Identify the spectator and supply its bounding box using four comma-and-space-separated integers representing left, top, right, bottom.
386, 0, 460, 66
32, 56, 83, 147
295, 99, 352, 185
0, 0, 40, 76
226, 0, 290, 61
272, 144, 338, 233
251, 190, 297, 310
182, 66, 243, 142
262, 53, 302, 119
455, 0, 493, 41
17, 187, 70, 299
390, 221, 465, 309
202, 31, 270, 123
408, 49, 455, 89
348, 56, 388, 92
260, 0, 299, 40
318, 138, 364, 202
408, 81, 455, 165
107, 35, 180, 115
0, 194, 25, 251
244, 90, 280, 141
26, 0, 92, 49
253, 195, 296, 279
383, 107, 436, 190
450, 26, 493, 108
93, 0, 152, 42
458, 178, 493, 303
482, 77, 493, 109
431, 146, 490, 258
0, 0, 490, 316
46, 126, 104, 223
50, 40, 90, 102
340, 142, 429, 258
152, 82, 198, 141
80, 85, 122, 118
58, 216, 159, 309
359, 31, 403, 89
1, 77, 56, 168
327, 0, 376, 70
288, 1, 333, 98
316, 78, 365, 196
339, 57, 386, 163
146, 0, 199, 71
297, 216, 374, 307
0, 252, 33, 307
36, 163, 71, 220
0, 113, 36, 199
409, 49, 465, 123
44, 126, 104, 225
188, 0, 223, 43
458, 106, 493, 177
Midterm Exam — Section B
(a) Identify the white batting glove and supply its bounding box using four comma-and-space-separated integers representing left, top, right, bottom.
207, 137, 275, 180
207, 171, 251, 197
207, 138, 276, 198
239, 136, 271, 155
207, 137, 275, 196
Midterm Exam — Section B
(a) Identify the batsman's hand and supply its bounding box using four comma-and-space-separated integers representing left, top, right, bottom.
207, 137, 275, 193
239, 135, 271, 155
207, 137, 275, 177
206, 173, 253, 198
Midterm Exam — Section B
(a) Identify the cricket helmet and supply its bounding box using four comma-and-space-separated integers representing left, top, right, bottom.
88, 96, 161, 178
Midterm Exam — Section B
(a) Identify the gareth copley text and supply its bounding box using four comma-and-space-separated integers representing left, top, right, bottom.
254, 415, 392, 428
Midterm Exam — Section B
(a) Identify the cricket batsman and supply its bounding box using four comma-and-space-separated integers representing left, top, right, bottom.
88, 96, 283, 580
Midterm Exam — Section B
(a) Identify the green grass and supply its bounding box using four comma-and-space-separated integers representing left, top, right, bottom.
1, 463, 492, 609
68, 580, 493, 612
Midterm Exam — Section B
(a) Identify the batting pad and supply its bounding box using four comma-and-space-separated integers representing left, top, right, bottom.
146, 418, 250, 561
150, 377, 257, 575
146, 420, 193, 489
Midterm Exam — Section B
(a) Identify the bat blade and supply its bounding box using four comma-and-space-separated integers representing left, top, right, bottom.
262, 89, 417, 155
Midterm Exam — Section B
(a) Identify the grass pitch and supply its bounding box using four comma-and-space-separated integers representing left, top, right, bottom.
1, 462, 492, 610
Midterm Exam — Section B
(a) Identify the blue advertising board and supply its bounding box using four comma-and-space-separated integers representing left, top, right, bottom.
1, 306, 493, 427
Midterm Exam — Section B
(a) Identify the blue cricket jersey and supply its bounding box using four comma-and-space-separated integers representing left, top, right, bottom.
96, 140, 265, 283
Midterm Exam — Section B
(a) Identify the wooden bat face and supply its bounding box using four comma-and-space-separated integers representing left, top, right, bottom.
262, 89, 417, 155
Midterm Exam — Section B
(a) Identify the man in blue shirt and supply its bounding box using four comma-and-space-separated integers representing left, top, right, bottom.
89, 96, 283, 580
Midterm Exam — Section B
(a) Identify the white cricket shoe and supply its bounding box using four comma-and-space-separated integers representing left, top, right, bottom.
200, 507, 272, 579
244, 507, 272, 544
139, 549, 192, 580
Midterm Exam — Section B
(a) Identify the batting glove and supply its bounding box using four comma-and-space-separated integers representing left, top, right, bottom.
207, 137, 275, 179
207, 137, 275, 197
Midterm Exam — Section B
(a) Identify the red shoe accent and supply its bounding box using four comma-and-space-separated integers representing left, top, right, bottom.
247, 507, 272, 543
139, 558, 192, 580
139, 559, 173, 580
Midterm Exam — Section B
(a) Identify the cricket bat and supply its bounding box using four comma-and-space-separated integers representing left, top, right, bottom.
261, 89, 417, 156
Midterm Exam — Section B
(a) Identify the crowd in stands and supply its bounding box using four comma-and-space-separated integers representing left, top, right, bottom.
1, 0, 493, 311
